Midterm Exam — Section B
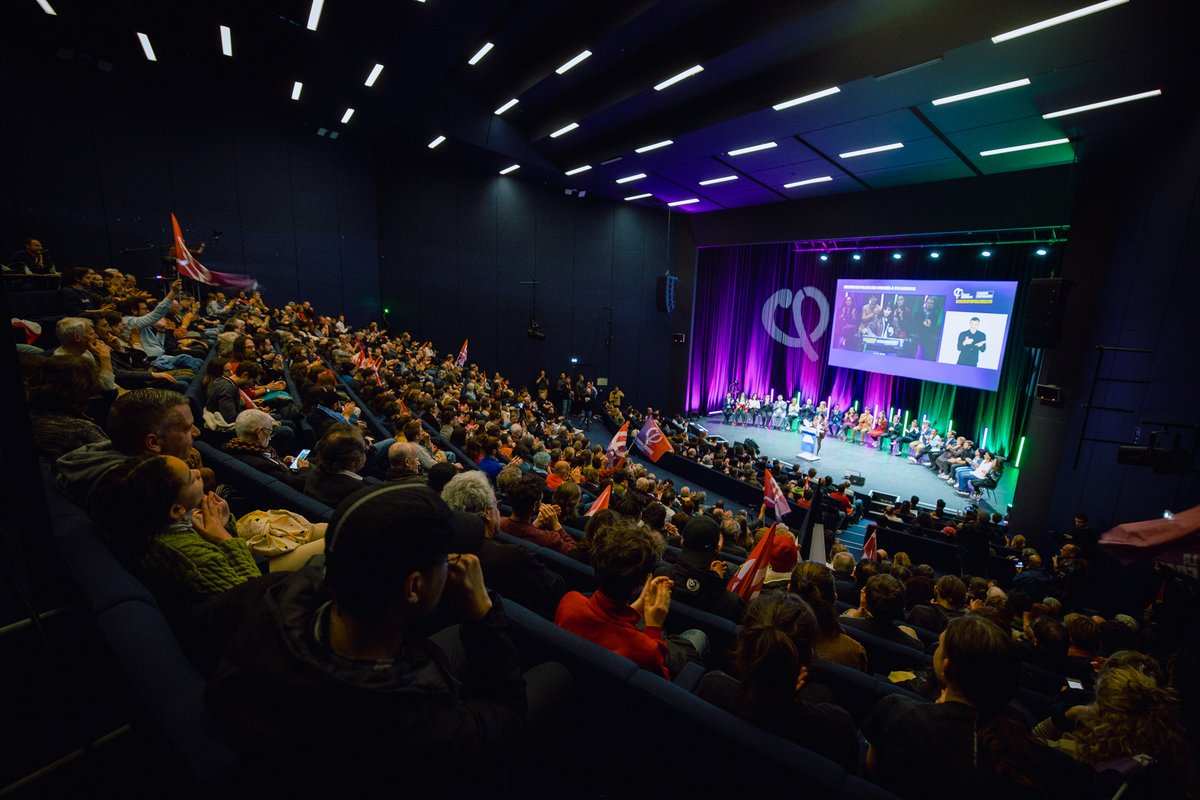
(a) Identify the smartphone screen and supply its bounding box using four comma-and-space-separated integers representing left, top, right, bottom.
292, 448, 311, 469
1066, 678, 1083, 690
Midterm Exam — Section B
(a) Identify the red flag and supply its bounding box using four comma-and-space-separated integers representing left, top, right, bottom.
727, 523, 777, 603
605, 421, 630, 466
351, 343, 368, 369
763, 468, 791, 519
585, 485, 612, 517
862, 528, 878, 562
456, 339, 469, 368
633, 416, 673, 462
399, 399, 412, 417
171, 213, 258, 290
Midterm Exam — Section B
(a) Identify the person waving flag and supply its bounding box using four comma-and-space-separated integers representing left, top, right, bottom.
604, 421, 630, 466
456, 339, 469, 367
727, 523, 777, 603
633, 416, 673, 462
763, 468, 791, 519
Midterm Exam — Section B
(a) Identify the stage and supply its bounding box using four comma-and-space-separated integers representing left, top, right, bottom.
696, 415, 1014, 518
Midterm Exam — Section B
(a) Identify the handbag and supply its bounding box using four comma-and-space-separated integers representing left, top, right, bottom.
236, 509, 319, 556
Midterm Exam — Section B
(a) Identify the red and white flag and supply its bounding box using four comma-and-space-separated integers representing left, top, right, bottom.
763, 468, 791, 519
604, 421, 630, 466
351, 343, 369, 369
585, 485, 612, 517
399, 399, 412, 417
171, 213, 258, 290
633, 416, 673, 462
456, 339, 469, 368
727, 523, 777, 603
862, 528, 878, 562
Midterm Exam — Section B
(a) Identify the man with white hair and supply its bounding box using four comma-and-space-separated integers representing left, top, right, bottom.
55, 316, 116, 391
442, 471, 564, 617
221, 408, 309, 490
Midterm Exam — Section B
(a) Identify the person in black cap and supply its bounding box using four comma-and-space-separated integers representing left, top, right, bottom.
654, 514, 744, 622
194, 483, 539, 793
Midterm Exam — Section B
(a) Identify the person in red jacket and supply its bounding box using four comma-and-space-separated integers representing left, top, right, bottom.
555, 519, 706, 678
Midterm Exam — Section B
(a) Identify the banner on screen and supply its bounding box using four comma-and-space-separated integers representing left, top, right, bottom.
828, 279, 1018, 391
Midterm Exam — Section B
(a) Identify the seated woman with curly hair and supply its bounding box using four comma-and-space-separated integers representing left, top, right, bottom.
93, 453, 261, 618
25, 354, 107, 463
696, 591, 857, 770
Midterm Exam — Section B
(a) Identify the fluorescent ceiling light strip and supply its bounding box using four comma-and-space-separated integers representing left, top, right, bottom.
667, 198, 700, 207
991, 0, 1128, 43
499, 164, 520, 175
931, 77, 1030, 106
36, 0, 56, 15
980, 138, 1071, 157
624, 193, 652, 201
635, 139, 673, 153
728, 142, 776, 156
468, 42, 494, 65
365, 63, 384, 87
839, 142, 904, 159
291, 81, 303, 100
564, 165, 592, 176
556, 50, 592, 75
654, 65, 704, 91
549, 122, 579, 139
772, 86, 840, 111
341, 108, 355, 124
137, 32, 157, 62
306, 0, 324, 31
615, 173, 646, 184
494, 98, 519, 115
783, 176, 833, 188
1042, 89, 1162, 119
220, 25, 233, 57
698, 175, 738, 186
427, 135, 446, 149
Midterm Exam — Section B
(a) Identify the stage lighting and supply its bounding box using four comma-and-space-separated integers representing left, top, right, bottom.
929, 251, 940, 259
1036, 248, 1048, 256
819, 254, 829, 262
981, 249, 992, 257
892, 252, 902, 260
852, 253, 862, 261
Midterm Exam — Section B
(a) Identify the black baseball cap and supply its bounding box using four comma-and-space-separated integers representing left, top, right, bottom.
325, 484, 483, 588
682, 514, 721, 552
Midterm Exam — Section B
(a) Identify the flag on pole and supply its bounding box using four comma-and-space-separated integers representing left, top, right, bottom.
399, 399, 412, 417
585, 485, 612, 517
351, 343, 369, 369
763, 468, 791, 519
171, 213, 259, 290
456, 339, 469, 368
633, 416, 673, 462
604, 421, 630, 466
862, 528, 878, 562
727, 523, 777, 603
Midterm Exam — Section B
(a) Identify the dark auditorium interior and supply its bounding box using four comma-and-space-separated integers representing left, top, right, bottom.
2, 0, 1199, 797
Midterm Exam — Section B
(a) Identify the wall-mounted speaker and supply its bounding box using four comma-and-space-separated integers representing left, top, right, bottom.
1023, 278, 1071, 348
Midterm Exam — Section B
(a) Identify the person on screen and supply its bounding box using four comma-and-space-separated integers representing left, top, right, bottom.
859, 296, 880, 337
914, 296, 940, 360
955, 317, 987, 366
891, 296, 910, 339
836, 293, 858, 348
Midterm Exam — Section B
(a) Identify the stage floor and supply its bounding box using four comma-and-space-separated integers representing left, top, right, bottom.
696, 416, 1011, 517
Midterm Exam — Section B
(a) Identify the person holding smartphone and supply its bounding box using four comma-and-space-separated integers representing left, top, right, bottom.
222, 409, 309, 490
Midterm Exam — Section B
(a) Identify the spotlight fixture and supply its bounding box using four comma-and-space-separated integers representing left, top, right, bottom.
852, 253, 862, 261
499, 164, 521, 175
929, 251, 940, 259
819, 254, 829, 262
526, 317, 546, 340
892, 252, 903, 260
981, 249, 992, 258
1036, 248, 1048, 256
427, 135, 446, 149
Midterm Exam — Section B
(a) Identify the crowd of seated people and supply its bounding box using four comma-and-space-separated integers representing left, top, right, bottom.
16, 270, 1200, 797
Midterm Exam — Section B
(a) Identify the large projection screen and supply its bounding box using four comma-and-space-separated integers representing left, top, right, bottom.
828, 279, 1019, 391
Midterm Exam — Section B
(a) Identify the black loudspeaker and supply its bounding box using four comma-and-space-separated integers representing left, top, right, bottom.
1023, 278, 1071, 348
1036, 383, 1063, 406
656, 274, 678, 313
743, 438, 759, 453
672, 333, 686, 344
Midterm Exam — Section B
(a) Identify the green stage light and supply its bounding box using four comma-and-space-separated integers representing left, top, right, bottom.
1015, 436, 1026, 468
981, 427, 989, 450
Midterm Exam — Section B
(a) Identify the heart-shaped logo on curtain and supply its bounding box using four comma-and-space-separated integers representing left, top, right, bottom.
761, 286, 830, 360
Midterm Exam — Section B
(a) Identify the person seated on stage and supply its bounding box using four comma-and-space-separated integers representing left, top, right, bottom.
839, 407, 858, 440
747, 393, 763, 427
935, 436, 969, 476
786, 395, 801, 431
734, 392, 749, 426
957, 452, 996, 497
849, 407, 874, 444
866, 411, 890, 449
948, 448, 984, 486
722, 391, 735, 424
827, 404, 843, 438
876, 412, 903, 454
769, 394, 788, 430
907, 426, 940, 463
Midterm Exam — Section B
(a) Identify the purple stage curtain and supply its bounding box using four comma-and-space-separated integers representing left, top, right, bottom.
688, 244, 841, 412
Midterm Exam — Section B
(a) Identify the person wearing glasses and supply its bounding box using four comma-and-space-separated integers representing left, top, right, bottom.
304, 423, 369, 506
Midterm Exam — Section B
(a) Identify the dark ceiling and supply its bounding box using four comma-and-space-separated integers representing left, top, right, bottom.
5, 0, 1193, 213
